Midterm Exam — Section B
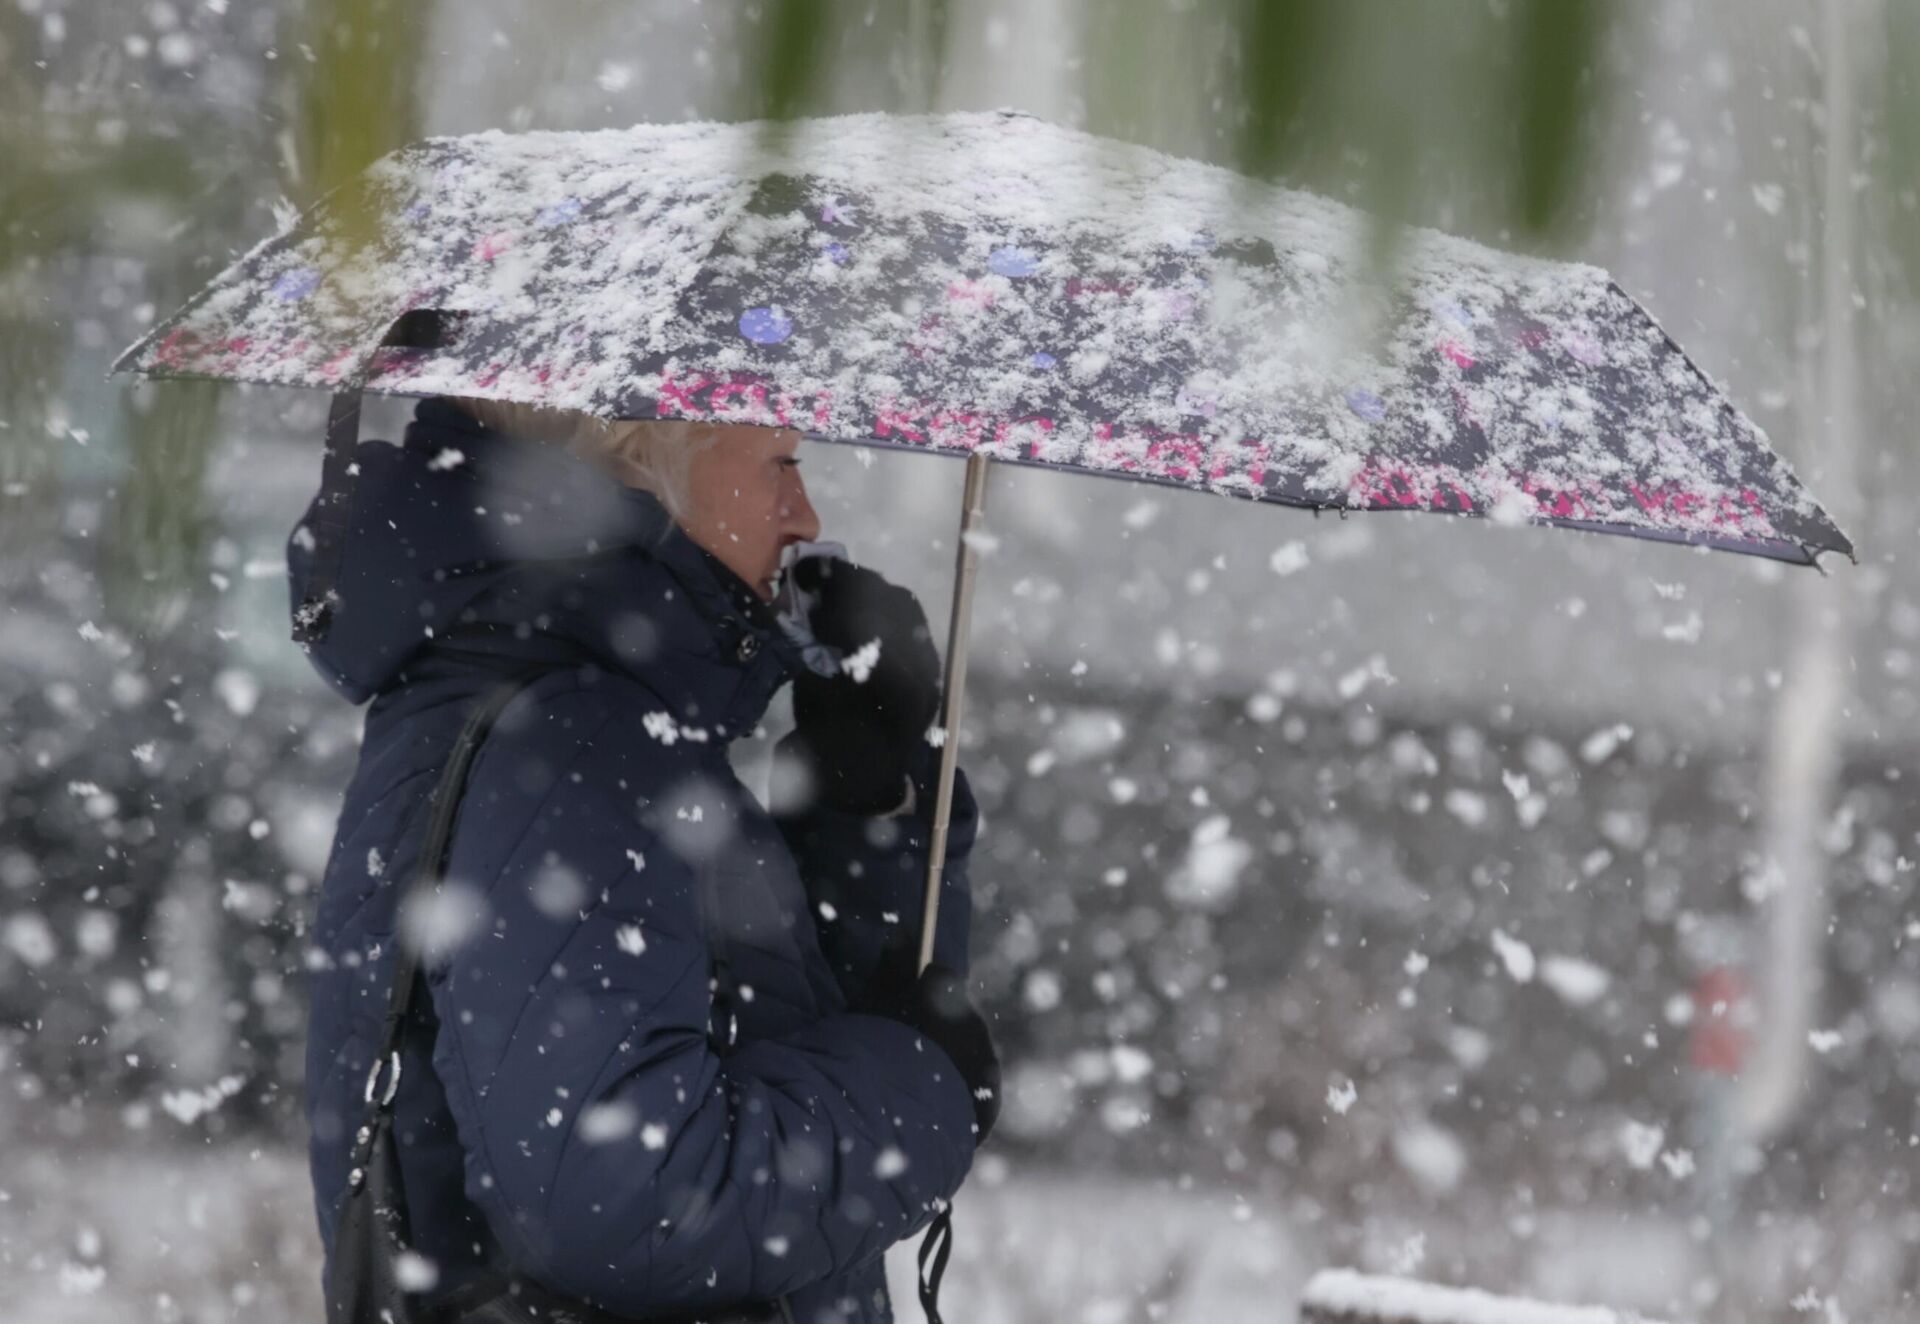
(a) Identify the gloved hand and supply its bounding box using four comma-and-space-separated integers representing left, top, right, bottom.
780, 557, 942, 817
874, 964, 1001, 1142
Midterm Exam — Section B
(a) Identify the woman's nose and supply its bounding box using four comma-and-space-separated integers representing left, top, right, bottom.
782, 476, 822, 544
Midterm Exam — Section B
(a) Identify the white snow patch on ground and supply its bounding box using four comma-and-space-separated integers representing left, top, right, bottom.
1301, 1268, 1675, 1324
0, 1137, 1893, 1323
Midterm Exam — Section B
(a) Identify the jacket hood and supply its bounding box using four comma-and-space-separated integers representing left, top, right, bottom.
287, 397, 806, 735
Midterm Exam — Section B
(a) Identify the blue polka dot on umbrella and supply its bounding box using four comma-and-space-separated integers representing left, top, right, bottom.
1030, 351, 1057, 369
988, 246, 1040, 278
1344, 387, 1387, 423
739, 306, 795, 345
272, 268, 321, 301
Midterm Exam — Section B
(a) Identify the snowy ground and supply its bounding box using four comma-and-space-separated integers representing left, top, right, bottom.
3, 1133, 1906, 1324
0, 1136, 1314, 1324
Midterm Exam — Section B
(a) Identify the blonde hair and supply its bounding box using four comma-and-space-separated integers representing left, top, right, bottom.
446, 397, 716, 521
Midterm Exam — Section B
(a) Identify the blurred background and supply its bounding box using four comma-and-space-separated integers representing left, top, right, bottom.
2, 2, 1917, 1321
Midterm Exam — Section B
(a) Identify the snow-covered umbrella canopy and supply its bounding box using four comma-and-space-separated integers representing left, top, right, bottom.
113, 109, 1850, 565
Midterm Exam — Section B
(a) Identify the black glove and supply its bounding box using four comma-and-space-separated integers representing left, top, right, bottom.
782, 558, 942, 816
876, 964, 1001, 1142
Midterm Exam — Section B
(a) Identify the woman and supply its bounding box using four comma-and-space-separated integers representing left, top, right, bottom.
291, 395, 999, 1323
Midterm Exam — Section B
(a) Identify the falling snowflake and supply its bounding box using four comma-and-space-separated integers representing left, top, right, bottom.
1580, 723, 1634, 764
579, 1101, 638, 1143
1268, 541, 1310, 576
159, 1075, 246, 1125
1540, 955, 1610, 1006
395, 1251, 440, 1292
1490, 930, 1536, 983
1620, 1120, 1665, 1170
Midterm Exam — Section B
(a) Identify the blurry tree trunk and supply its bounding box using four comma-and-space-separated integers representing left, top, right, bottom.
1737, 0, 1870, 1148
0, 10, 93, 561
102, 377, 224, 633
94, 0, 430, 636
292, 0, 433, 234
0, 273, 64, 563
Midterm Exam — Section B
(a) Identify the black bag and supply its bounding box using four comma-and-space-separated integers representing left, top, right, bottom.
323, 674, 789, 1324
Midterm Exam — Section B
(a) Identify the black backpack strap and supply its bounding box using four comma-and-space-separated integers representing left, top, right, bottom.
366, 673, 539, 1101
330, 672, 539, 1324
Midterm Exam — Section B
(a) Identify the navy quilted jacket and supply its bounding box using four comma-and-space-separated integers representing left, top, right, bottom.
294, 399, 979, 1323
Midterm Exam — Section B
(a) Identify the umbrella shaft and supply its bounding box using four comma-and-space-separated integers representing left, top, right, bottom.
920, 453, 992, 975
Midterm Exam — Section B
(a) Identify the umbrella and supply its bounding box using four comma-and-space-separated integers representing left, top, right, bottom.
111, 109, 1854, 968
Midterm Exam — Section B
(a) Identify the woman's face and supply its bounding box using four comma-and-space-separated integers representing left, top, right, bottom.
677, 425, 822, 601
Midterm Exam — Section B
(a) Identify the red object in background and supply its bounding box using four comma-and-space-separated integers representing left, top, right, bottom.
1689, 966, 1752, 1076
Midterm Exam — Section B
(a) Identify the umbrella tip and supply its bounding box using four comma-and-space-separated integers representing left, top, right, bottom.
1808, 546, 1857, 577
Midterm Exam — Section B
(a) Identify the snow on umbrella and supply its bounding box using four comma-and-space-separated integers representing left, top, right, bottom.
111, 108, 1854, 966
112, 109, 1849, 565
